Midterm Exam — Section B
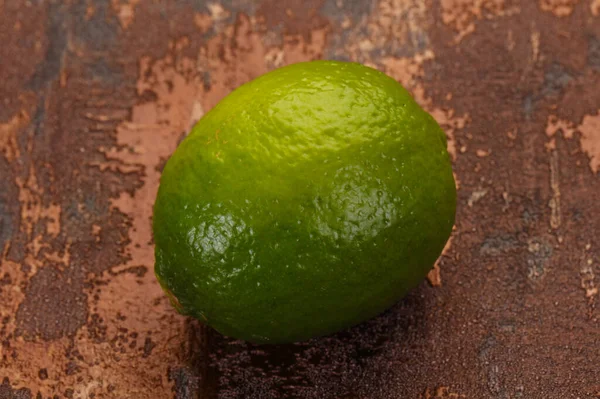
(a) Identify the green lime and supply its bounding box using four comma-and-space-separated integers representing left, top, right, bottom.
153, 61, 455, 344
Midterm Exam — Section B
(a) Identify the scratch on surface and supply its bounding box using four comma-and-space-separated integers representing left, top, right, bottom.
506, 29, 515, 51
580, 258, 597, 317
549, 149, 561, 229
85, 0, 95, 20
531, 29, 540, 63
83, 110, 128, 122
519, 24, 541, 84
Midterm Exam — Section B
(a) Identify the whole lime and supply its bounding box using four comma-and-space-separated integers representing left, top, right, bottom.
153, 61, 455, 344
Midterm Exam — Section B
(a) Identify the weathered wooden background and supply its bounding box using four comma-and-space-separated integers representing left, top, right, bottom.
1, 0, 599, 398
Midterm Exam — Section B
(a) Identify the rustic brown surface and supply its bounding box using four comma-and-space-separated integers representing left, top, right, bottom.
1, 0, 600, 398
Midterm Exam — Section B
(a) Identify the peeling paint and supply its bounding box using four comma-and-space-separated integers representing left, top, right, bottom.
580, 258, 597, 317
85, 41, 203, 398
429, 108, 470, 161
0, 111, 28, 162
578, 111, 600, 173
0, 255, 25, 346
374, 0, 428, 54
545, 115, 576, 138
593, 0, 600, 15
78, 271, 185, 398
440, 0, 519, 41
16, 166, 61, 251
111, 0, 141, 30
326, 0, 429, 63
109, 53, 202, 269
11, 163, 63, 292
0, 336, 74, 394
381, 50, 434, 96
546, 112, 600, 173
195, 12, 327, 111
427, 235, 454, 287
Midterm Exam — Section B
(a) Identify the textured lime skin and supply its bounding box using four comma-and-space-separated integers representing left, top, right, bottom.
153, 61, 456, 344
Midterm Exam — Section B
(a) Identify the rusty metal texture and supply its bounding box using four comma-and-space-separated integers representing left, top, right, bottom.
1, 0, 600, 398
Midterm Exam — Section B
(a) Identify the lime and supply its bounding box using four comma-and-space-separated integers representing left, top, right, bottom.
153, 61, 455, 344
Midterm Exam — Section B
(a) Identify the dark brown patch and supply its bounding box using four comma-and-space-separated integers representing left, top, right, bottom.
65, 361, 80, 377
142, 336, 156, 358
0, 378, 32, 399
256, 0, 329, 36
0, 3, 47, 122
108, 265, 148, 278
0, 177, 17, 257
16, 267, 87, 340
37, 369, 48, 381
